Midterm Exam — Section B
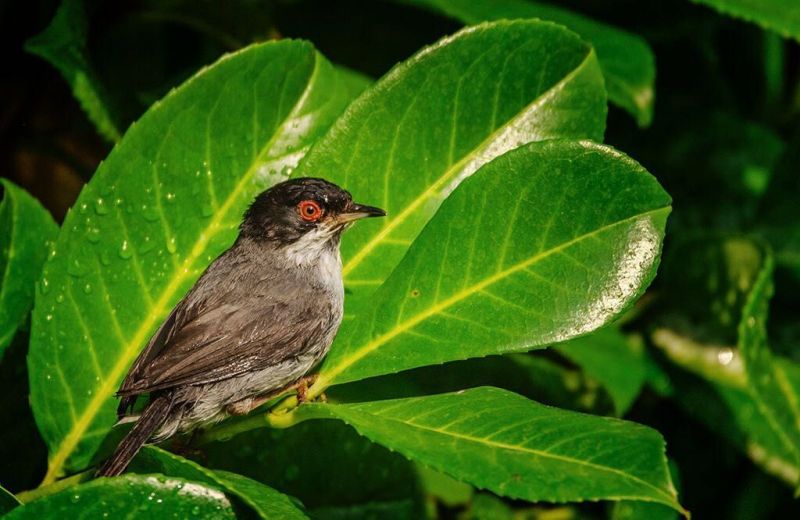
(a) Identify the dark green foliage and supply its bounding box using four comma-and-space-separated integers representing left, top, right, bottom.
3, 0, 800, 518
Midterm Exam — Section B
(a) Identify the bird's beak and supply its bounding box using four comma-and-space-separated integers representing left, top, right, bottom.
337, 203, 386, 224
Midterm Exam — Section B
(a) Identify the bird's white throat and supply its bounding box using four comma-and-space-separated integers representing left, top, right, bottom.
282, 225, 343, 284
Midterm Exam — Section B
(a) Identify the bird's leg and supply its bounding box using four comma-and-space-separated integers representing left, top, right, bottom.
225, 374, 321, 416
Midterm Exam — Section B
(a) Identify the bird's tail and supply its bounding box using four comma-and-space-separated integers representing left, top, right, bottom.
96, 393, 173, 477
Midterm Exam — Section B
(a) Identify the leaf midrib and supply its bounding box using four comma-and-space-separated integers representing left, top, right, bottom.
340, 47, 596, 279
42, 52, 323, 484
346, 407, 677, 506
320, 206, 669, 387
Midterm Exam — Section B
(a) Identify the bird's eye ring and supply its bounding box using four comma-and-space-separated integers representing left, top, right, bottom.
298, 200, 324, 222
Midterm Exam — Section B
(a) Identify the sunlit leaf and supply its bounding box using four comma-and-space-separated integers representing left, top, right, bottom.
293, 20, 606, 305
6, 474, 235, 519
315, 140, 669, 389
28, 39, 359, 482
295, 387, 685, 512
131, 447, 307, 519
397, 0, 656, 125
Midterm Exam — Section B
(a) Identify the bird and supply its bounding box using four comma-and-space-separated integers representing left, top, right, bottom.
96, 177, 385, 477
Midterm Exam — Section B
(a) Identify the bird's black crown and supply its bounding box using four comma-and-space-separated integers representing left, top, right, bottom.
240, 178, 354, 243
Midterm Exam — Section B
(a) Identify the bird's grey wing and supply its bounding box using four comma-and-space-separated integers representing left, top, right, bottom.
117, 298, 192, 395
117, 301, 320, 396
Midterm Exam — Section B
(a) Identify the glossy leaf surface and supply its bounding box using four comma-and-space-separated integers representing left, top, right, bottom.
315, 140, 670, 388
293, 20, 606, 303
399, 0, 656, 125
6, 474, 235, 519
297, 387, 684, 511
131, 446, 308, 519
0, 180, 57, 358
28, 40, 358, 481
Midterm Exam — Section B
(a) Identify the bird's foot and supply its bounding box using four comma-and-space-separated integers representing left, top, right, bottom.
226, 374, 321, 415
296, 374, 319, 404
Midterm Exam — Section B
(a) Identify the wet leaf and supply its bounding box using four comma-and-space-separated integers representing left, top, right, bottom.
315, 140, 670, 389
292, 20, 606, 305
296, 387, 685, 512
0, 180, 57, 358
28, 39, 359, 481
397, 0, 655, 125
6, 474, 235, 519
131, 446, 307, 519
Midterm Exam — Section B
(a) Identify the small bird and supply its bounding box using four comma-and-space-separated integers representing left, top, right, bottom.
97, 178, 385, 477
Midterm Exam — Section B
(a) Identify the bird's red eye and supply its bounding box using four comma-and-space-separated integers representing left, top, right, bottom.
298, 200, 323, 222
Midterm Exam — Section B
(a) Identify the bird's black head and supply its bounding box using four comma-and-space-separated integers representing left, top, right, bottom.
240, 178, 385, 245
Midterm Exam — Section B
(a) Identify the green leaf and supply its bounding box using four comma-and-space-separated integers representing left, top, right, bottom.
691, 0, 800, 41
0, 180, 57, 359
555, 327, 647, 416
670, 368, 799, 486
292, 20, 606, 303
0, 483, 20, 515
397, 0, 655, 125
295, 387, 685, 512
201, 420, 423, 514
6, 474, 235, 519
653, 236, 800, 487
25, 0, 122, 142
315, 140, 670, 389
738, 246, 800, 487
28, 40, 359, 482
130, 446, 308, 519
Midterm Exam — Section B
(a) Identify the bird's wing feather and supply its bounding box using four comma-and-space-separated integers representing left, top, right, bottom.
117, 299, 324, 396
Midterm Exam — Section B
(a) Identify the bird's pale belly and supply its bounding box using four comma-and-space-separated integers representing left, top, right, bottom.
152, 353, 320, 440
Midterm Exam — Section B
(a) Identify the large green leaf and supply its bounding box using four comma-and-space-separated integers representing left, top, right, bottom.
555, 326, 647, 416
130, 446, 308, 519
28, 39, 359, 482
294, 387, 685, 512
7, 474, 235, 519
292, 20, 606, 304
691, 0, 800, 41
398, 0, 655, 125
0, 180, 57, 358
313, 140, 670, 390
738, 247, 800, 487
26, 0, 122, 142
